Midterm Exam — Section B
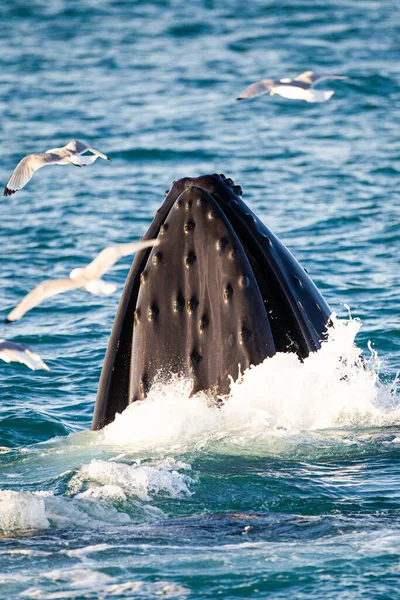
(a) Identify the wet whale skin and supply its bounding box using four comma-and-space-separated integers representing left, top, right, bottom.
92, 174, 331, 430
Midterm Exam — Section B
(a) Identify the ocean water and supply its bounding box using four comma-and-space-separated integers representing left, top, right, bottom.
0, 0, 399, 597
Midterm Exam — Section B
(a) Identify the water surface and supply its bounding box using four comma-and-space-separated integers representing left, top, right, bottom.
0, 0, 399, 598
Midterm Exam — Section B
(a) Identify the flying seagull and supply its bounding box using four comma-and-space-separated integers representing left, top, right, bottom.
0, 339, 50, 371
5, 238, 160, 323
237, 71, 348, 103
3, 140, 111, 196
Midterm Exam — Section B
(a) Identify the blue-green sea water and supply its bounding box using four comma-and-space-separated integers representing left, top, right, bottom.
1, 1, 399, 598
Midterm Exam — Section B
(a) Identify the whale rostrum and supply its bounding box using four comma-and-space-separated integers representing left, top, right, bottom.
92, 174, 331, 430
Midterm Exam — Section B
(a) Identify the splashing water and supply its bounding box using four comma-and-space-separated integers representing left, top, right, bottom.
0, 457, 193, 534
101, 317, 399, 451
1, 316, 398, 540
0, 0, 399, 595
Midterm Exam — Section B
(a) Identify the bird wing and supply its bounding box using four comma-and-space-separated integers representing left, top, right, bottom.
45, 147, 63, 154
87, 147, 110, 160
237, 79, 277, 100
83, 238, 161, 280
0, 348, 17, 364
0, 344, 50, 371
23, 348, 51, 371
6, 277, 83, 322
63, 140, 89, 154
63, 141, 110, 161
4, 153, 62, 196
294, 71, 348, 87
0, 340, 29, 352
293, 71, 316, 85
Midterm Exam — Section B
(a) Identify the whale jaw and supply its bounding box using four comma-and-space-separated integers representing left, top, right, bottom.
92, 174, 331, 430
130, 185, 276, 404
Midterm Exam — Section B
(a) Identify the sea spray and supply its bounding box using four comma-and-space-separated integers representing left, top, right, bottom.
102, 317, 400, 450
0, 490, 49, 534
69, 458, 194, 501
0, 459, 193, 535
2, 318, 399, 537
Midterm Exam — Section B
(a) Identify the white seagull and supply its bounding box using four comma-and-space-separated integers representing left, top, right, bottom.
237, 71, 348, 103
5, 238, 160, 323
3, 140, 111, 196
0, 339, 50, 371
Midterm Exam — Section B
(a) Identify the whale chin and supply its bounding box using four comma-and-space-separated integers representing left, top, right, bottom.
92, 174, 332, 430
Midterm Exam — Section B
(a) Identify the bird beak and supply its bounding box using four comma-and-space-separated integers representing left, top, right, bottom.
270, 90, 276, 96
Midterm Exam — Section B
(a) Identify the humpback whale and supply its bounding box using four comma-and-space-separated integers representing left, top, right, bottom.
92, 174, 331, 430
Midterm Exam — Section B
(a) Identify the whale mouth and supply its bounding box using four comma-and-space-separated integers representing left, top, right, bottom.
93, 174, 332, 430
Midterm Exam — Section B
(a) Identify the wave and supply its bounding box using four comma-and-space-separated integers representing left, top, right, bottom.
2, 316, 399, 537
0, 457, 192, 536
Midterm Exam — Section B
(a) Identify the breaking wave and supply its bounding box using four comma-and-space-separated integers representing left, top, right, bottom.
0, 458, 192, 535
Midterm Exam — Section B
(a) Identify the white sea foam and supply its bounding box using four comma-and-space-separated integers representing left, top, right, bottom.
0, 457, 193, 535
101, 317, 399, 450
44, 493, 131, 528
0, 488, 131, 536
21, 573, 190, 599
21, 569, 113, 599
0, 463, 180, 535
0, 490, 49, 534
70, 458, 194, 501
76, 484, 128, 502
3, 318, 398, 538
62, 543, 111, 558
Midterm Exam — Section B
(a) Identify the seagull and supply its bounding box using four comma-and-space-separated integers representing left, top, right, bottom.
3, 140, 111, 196
0, 339, 50, 371
237, 71, 348, 103
5, 238, 160, 323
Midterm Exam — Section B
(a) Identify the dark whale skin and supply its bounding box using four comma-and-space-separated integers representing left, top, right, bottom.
92, 174, 331, 430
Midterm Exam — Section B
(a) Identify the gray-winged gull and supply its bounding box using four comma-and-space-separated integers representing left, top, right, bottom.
5, 238, 160, 322
4, 140, 111, 196
237, 71, 348, 103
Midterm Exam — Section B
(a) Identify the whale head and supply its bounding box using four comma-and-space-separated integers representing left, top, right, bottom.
92, 174, 331, 430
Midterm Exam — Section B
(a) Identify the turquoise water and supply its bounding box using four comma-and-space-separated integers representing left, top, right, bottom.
1, 0, 400, 597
